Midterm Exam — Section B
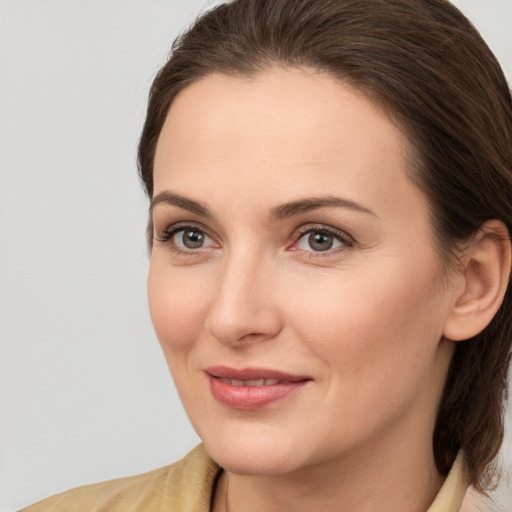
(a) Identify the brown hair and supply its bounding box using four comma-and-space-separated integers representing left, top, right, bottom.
138, 0, 512, 492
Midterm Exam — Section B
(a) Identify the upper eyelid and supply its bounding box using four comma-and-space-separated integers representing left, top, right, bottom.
293, 223, 354, 241
157, 221, 213, 237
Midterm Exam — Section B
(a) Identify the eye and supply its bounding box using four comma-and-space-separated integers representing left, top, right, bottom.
293, 226, 353, 254
156, 224, 217, 253
174, 228, 211, 249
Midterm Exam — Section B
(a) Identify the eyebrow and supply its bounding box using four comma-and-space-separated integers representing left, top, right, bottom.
149, 191, 377, 220
150, 191, 214, 218
268, 196, 378, 221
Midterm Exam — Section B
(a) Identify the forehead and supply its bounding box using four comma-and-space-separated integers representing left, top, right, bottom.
153, 67, 426, 225
156, 68, 406, 167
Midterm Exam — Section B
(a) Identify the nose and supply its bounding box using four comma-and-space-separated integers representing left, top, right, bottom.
204, 252, 283, 347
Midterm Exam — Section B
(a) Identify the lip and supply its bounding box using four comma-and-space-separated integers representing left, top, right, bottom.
205, 366, 312, 410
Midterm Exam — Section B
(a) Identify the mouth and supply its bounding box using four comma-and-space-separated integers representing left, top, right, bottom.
205, 366, 312, 410
217, 377, 282, 386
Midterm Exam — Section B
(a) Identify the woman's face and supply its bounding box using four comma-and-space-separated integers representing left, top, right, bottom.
148, 68, 459, 475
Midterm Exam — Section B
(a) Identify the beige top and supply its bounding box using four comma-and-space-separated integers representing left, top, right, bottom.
21, 445, 468, 512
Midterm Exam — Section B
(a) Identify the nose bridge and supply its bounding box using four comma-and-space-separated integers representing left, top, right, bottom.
205, 245, 281, 345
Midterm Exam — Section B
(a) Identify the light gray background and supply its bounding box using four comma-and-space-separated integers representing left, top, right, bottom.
0, 1, 511, 511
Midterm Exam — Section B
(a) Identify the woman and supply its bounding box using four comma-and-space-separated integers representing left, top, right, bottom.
23, 0, 512, 511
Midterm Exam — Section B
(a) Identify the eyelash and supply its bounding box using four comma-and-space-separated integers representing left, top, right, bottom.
155, 222, 354, 257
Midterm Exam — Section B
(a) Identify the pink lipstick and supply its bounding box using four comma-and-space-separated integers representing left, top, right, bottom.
205, 366, 311, 410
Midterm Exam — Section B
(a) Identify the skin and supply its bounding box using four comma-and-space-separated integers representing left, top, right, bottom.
148, 68, 465, 512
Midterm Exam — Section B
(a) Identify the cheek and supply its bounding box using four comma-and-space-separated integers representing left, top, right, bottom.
288, 267, 449, 445
147, 258, 210, 360
287, 262, 447, 386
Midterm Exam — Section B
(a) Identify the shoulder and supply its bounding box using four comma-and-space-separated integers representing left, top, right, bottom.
21, 445, 221, 512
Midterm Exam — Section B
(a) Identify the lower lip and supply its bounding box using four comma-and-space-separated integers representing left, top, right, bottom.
208, 376, 309, 410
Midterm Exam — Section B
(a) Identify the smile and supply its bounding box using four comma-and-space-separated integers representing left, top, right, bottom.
205, 366, 311, 410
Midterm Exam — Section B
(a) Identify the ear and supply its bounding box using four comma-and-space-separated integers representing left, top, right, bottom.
443, 219, 511, 342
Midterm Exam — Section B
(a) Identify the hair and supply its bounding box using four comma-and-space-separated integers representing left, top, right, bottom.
137, 0, 512, 493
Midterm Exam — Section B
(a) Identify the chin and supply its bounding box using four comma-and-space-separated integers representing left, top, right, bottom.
199, 428, 309, 475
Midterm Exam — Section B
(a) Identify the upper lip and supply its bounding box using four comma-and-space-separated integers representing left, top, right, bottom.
205, 365, 312, 382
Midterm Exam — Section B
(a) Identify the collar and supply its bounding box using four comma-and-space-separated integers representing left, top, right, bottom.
427, 453, 468, 512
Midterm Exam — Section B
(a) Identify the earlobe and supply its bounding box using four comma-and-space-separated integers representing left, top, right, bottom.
443, 220, 511, 342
